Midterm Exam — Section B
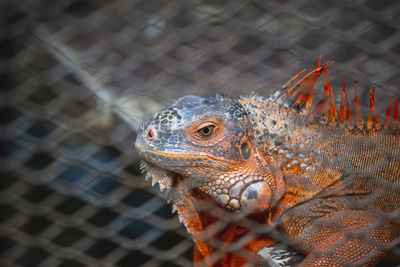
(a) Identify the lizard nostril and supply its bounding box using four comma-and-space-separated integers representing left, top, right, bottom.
145, 126, 157, 141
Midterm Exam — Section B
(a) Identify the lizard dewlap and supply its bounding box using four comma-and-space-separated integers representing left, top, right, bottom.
135, 59, 400, 266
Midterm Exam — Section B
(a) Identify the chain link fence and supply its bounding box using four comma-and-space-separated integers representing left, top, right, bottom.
1, 0, 400, 266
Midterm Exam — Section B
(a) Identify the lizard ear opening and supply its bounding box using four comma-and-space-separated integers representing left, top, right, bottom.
240, 141, 251, 160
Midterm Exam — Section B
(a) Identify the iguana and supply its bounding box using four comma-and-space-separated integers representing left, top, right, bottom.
135, 59, 400, 266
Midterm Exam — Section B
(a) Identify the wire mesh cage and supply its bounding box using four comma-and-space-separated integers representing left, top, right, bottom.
1, 0, 400, 266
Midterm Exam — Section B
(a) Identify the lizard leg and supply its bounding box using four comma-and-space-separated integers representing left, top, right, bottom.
285, 209, 399, 266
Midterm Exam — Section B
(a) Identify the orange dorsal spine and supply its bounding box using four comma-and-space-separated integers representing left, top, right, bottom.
278, 67, 323, 106
384, 91, 400, 129
270, 59, 398, 132
383, 95, 395, 128
281, 69, 305, 90
275, 58, 332, 113
367, 88, 381, 130
309, 70, 337, 125
326, 72, 338, 126
393, 95, 399, 129
338, 76, 347, 128
353, 81, 364, 130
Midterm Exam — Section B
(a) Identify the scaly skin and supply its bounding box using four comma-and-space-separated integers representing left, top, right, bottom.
135, 62, 400, 266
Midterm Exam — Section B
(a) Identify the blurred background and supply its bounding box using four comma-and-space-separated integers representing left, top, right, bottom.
1, 0, 400, 266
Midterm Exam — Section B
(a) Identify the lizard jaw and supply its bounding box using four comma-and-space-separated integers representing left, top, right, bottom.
141, 161, 175, 193
140, 161, 207, 240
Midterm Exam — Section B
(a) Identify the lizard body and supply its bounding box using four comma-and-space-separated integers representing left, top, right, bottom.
135, 60, 400, 266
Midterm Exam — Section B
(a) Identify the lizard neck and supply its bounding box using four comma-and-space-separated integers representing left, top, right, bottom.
239, 95, 343, 220
194, 131, 286, 214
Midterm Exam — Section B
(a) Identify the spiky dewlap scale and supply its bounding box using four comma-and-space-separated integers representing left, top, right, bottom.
139, 161, 179, 205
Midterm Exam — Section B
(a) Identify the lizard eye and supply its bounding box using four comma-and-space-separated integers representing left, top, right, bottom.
185, 118, 224, 144
198, 125, 215, 137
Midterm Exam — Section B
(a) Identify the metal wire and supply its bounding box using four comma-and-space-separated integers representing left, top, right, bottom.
1, 0, 400, 266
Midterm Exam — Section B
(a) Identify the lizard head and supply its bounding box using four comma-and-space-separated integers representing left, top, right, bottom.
135, 94, 285, 214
